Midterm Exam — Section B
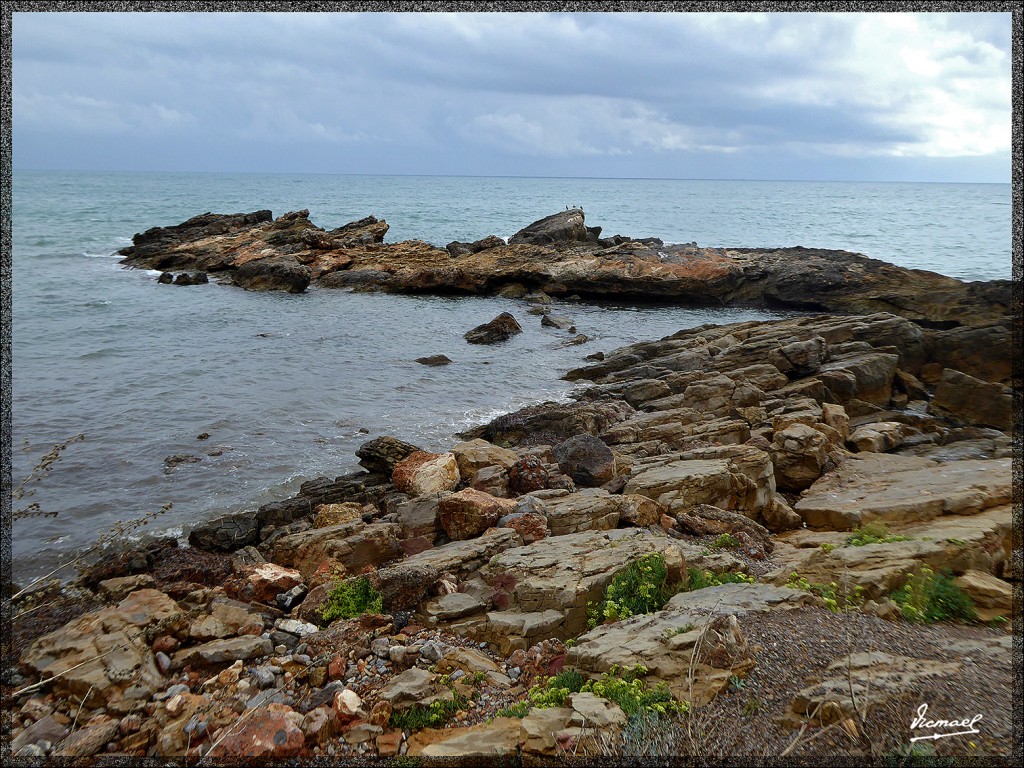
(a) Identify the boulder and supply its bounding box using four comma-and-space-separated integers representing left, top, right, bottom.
392, 451, 461, 496
313, 502, 363, 528
438, 488, 515, 540
507, 455, 551, 495
356, 436, 422, 475
271, 519, 401, 581
769, 423, 830, 491
929, 368, 1012, 431
187, 512, 259, 552
552, 433, 616, 487
848, 421, 906, 453
233, 255, 311, 293
445, 234, 506, 258
464, 312, 523, 344
414, 717, 520, 758
416, 354, 452, 366
954, 570, 1011, 621
451, 438, 518, 483
466, 399, 636, 448
508, 208, 592, 246
207, 702, 304, 758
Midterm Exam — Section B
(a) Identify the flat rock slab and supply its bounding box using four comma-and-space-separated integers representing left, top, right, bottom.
665, 582, 817, 615
794, 454, 1011, 530
413, 716, 521, 758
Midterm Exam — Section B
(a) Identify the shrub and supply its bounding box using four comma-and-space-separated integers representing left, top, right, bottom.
321, 577, 383, 624
528, 665, 687, 718
845, 522, 912, 547
785, 572, 864, 613
711, 533, 740, 549
493, 700, 531, 719
389, 696, 464, 731
587, 554, 671, 628
685, 568, 755, 592
890, 566, 976, 623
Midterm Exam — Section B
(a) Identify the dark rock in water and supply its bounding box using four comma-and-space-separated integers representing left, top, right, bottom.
276, 584, 308, 611
233, 256, 311, 294
507, 456, 551, 495
509, 208, 599, 247
552, 434, 616, 487
158, 272, 174, 284
463, 400, 636, 448
173, 271, 209, 286
164, 454, 202, 472
80, 537, 178, 589
464, 312, 523, 344
416, 354, 452, 366
319, 268, 394, 290
541, 314, 576, 332
188, 512, 259, 553
446, 235, 505, 258
562, 334, 590, 347
357, 436, 422, 475
585, 351, 605, 361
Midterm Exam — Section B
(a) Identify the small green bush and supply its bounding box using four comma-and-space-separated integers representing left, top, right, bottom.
711, 533, 740, 549
389, 696, 465, 731
686, 568, 755, 592
528, 665, 687, 718
786, 572, 864, 613
587, 554, 671, 628
845, 522, 912, 547
890, 565, 976, 623
321, 577, 383, 624
493, 700, 531, 719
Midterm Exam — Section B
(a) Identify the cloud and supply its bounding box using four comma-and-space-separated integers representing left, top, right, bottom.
11, 10, 1012, 180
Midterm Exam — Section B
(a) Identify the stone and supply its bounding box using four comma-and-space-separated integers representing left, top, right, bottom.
97, 574, 156, 602
770, 423, 830, 491
438, 488, 515, 541
392, 451, 461, 497
21, 589, 186, 712
507, 455, 551, 495
452, 438, 518, 481
171, 636, 274, 669
415, 717, 520, 758
551, 433, 616, 487
379, 667, 437, 708
416, 354, 452, 366
468, 399, 636, 449
930, 368, 1012, 431
424, 591, 487, 622
234, 255, 311, 293
848, 421, 906, 453
207, 702, 305, 758
568, 692, 626, 730
436, 646, 511, 687
464, 312, 523, 344
794, 453, 1012, 530
520, 706, 576, 755
333, 689, 363, 723
271, 519, 401, 581
51, 717, 119, 759
542, 488, 621, 536
313, 502, 363, 528
245, 562, 304, 603
954, 570, 1011, 621
10, 714, 69, 755
497, 512, 548, 543
276, 583, 308, 611
509, 208, 591, 246
356, 436, 422, 475
396, 496, 442, 540
188, 512, 259, 552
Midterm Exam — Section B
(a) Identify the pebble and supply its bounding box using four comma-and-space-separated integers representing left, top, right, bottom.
154, 651, 171, 675
449, 670, 465, 681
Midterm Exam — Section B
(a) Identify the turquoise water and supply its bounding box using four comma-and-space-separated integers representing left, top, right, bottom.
9, 171, 1012, 581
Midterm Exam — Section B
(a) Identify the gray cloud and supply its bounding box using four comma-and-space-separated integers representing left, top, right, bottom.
12, 11, 1012, 181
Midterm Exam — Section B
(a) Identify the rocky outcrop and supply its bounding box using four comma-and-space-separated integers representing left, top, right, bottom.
120, 208, 1009, 327
464, 312, 523, 344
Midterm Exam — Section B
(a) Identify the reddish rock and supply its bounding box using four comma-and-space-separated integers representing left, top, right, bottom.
377, 729, 403, 756
498, 512, 548, 543
328, 654, 347, 681
508, 455, 550, 495
333, 689, 363, 724
368, 700, 393, 727
209, 703, 304, 758
151, 635, 180, 654
439, 489, 515, 541
400, 536, 434, 557
247, 562, 303, 603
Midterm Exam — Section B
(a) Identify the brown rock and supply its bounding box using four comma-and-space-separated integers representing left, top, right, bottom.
439, 488, 515, 541
392, 451, 461, 497
208, 702, 304, 758
930, 368, 1012, 430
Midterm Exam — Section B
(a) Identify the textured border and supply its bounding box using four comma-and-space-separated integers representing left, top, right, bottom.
1, 3, 1020, 767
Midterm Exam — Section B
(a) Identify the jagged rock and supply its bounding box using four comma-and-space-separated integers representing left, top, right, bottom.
436, 647, 511, 686
396, 496, 442, 540
356, 436, 422, 475
929, 368, 1012, 430
52, 716, 120, 758
313, 502, 363, 528
464, 312, 523, 344
242, 562, 304, 603
507, 455, 551, 495
509, 208, 592, 246
465, 399, 636, 448
541, 488, 621, 536
954, 570, 1011, 621
541, 314, 576, 331
446, 234, 506, 257
673, 505, 774, 554
497, 511, 549, 542
97, 574, 156, 602
769, 423, 830, 491
451, 438, 518, 483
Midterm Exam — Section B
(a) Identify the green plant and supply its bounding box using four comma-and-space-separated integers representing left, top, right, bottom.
493, 700, 531, 719
587, 554, 672, 628
890, 566, 976, 623
662, 623, 695, 638
820, 542, 837, 554
728, 675, 747, 692
685, 568, 755, 592
785, 572, 864, 613
945, 538, 967, 547
741, 697, 762, 717
320, 577, 383, 624
845, 522, 912, 547
711, 533, 740, 549
528, 665, 687, 718
389, 695, 465, 731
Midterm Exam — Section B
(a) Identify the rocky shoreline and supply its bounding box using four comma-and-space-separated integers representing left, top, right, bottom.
4, 211, 1017, 763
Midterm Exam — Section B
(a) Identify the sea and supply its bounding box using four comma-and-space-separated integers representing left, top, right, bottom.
8, 171, 1012, 585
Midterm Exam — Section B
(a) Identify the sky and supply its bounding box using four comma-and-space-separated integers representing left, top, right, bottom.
10, 10, 1014, 182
